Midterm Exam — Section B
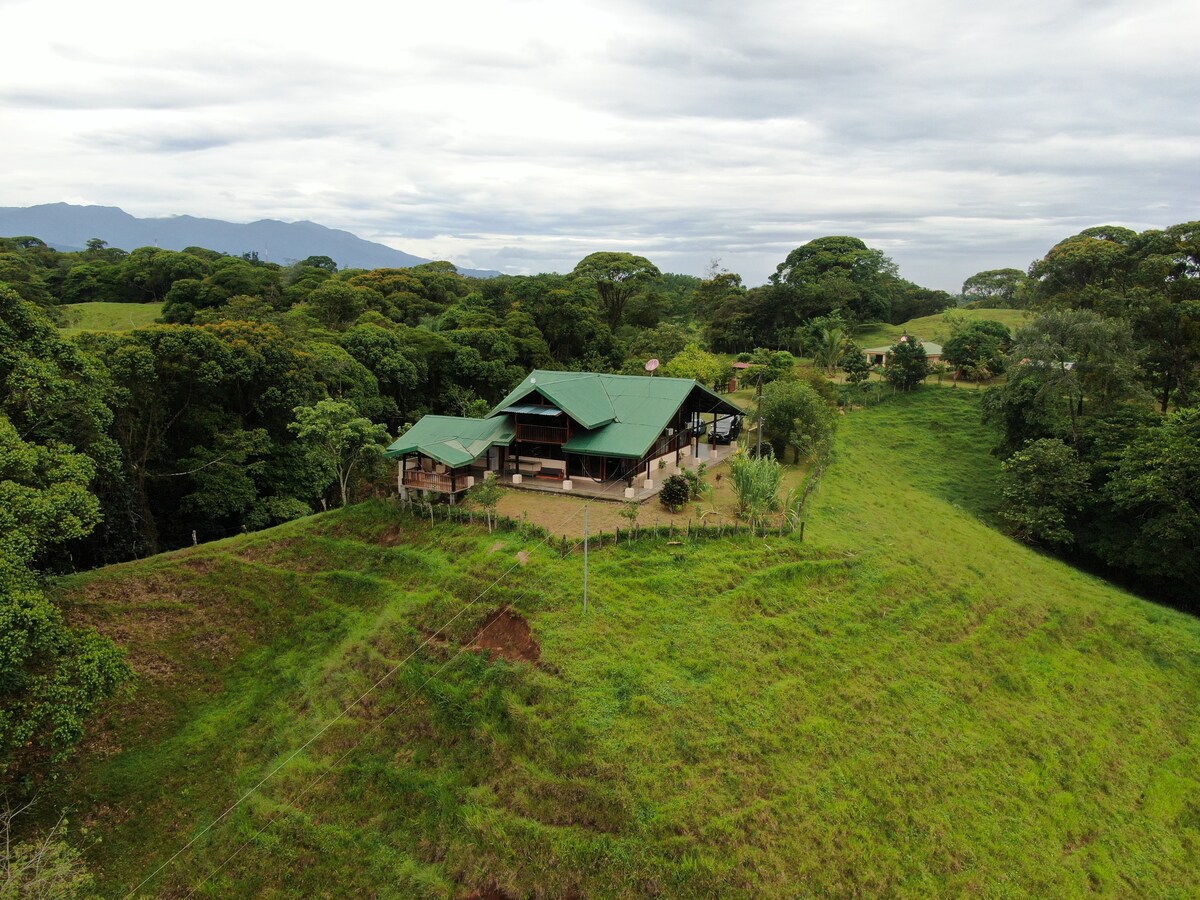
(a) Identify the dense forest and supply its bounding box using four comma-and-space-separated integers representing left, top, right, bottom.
1, 223, 1198, 792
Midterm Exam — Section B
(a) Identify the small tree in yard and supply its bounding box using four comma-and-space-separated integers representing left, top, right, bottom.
659, 474, 691, 512
289, 399, 389, 507
757, 379, 837, 465
999, 438, 1090, 547
840, 342, 872, 392
619, 499, 641, 536
884, 335, 929, 390
467, 476, 504, 532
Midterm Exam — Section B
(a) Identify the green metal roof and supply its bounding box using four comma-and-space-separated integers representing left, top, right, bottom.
490, 371, 619, 429
864, 340, 943, 355
384, 415, 514, 468
491, 370, 745, 459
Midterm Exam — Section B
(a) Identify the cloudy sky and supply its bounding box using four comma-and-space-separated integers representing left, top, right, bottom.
2, 0, 1195, 290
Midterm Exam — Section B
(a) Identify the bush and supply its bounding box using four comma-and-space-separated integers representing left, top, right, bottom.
659, 474, 691, 512
729, 451, 783, 527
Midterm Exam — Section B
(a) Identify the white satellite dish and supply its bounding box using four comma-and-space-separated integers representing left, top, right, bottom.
645, 358, 660, 376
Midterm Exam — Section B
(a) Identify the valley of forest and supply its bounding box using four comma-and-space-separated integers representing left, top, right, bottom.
2, 222, 1199, 895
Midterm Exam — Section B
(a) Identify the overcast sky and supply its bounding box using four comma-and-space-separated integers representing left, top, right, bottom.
2, 0, 1195, 291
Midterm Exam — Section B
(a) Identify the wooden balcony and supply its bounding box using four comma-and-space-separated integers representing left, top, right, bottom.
403, 470, 467, 493
515, 423, 568, 445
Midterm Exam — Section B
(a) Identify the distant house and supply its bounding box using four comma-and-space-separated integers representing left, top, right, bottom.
863, 336, 943, 367
386, 370, 744, 500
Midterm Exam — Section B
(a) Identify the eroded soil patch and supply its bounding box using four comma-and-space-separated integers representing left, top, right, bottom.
471, 609, 540, 664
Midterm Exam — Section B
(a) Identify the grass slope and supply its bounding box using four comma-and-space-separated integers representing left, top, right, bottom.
52, 389, 1200, 897
855, 308, 1028, 348
59, 301, 163, 334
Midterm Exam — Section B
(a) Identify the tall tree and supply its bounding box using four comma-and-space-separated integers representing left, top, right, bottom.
961, 268, 1029, 308
570, 252, 662, 331
770, 236, 898, 324
289, 400, 389, 507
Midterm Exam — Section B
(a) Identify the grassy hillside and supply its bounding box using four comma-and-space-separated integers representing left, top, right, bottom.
855, 308, 1028, 348
50, 389, 1200, 897
59, 301, 163, 334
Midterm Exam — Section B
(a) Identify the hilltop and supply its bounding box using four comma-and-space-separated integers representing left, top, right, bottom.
48, 389, 1200, 897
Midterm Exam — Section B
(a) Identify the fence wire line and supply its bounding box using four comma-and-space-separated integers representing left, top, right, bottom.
126, 493, 597, 899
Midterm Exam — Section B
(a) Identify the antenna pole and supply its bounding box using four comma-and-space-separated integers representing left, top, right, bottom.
583, 506, 589, 613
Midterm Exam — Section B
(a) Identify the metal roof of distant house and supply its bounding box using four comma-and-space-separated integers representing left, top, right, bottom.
384, 415, 515, 467
864, 340, 943, 356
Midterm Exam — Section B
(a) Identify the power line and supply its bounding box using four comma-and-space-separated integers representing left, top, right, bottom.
181, 527, 596, 898
126, 493, 600, 898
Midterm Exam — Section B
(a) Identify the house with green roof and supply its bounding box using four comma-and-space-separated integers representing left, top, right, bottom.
385, 370, 744, 499
863, 335, 944, 367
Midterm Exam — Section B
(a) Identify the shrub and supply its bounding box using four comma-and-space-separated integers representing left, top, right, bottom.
659, 475, 691, 512
729, 451, 783, 527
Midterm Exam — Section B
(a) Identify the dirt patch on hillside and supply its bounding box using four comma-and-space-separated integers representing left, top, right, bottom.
470, 609, 540, 664
465, 886, 515, 900
377, 524, 405, 547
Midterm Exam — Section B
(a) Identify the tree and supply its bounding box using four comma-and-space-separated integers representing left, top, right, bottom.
770, 236, 899, 324
961, 269, 1029, 308
300, 255, 338, 273
618, 499, 641, 536
570, 252, 662, 330
1098, 408, 1200, 583
289, 400, 389, 507
661, 345, 726, 387
1006, 309, 1142, 445
757, 379, 837, 465
840, 342, 872, 387
999, 438, 1090, 547
306, 281, 373, 330
883, 335, 929, 390
812, 324, 848, 375
942, 321, 1012, 381
0, 415, 133, 781
2, 802, 96, 897
467, 475, 504, 532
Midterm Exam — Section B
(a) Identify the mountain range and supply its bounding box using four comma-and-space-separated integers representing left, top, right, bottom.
0, 203, 500, 277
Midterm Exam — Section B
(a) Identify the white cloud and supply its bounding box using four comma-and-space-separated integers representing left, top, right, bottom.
1, 0, 1196, 291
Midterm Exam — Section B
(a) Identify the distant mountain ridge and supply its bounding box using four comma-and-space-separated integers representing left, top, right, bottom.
0, 203, 500, 277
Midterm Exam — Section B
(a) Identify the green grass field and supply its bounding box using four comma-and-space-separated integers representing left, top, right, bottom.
49, 388, 1200, 897
59, 301, 164, 334
855, 308, 1028, 348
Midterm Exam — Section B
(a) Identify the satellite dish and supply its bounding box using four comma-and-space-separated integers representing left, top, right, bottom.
645, 358, 660, 375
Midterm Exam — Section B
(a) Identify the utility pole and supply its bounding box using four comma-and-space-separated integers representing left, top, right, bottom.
755, 369, 765, 458
578, 504, 583, 619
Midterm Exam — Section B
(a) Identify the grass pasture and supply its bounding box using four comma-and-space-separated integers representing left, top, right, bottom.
59, 301, 163, 334
48, 388, 1200, 897
855, 307, 1028, 348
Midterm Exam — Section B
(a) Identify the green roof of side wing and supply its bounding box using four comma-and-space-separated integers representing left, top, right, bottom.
384, 415, 514, 467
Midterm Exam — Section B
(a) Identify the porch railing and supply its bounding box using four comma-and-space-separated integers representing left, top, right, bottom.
516, 423, 568, 444
403, 470, 465, 492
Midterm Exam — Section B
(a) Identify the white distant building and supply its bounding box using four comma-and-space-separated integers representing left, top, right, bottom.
862, 335, 944, 367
